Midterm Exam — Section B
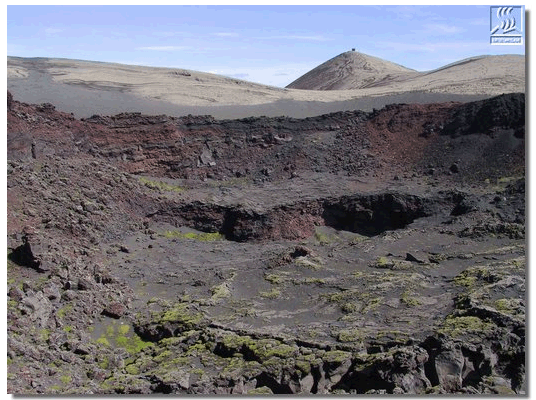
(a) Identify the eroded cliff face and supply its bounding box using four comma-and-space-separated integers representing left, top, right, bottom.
7, 92, 525, 394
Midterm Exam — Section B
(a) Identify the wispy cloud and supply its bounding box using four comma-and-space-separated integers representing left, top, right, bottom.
227, 73, 249, 79
376, 40, 490, 53
423, 23, 465, 34
136, 46, 190, 51
203, 62, 318, 87
469, 18, 489, 26
384, 6, 439, 20
153, 31, 190, 37
213, 32, 239, 37
255, 35, 331, 42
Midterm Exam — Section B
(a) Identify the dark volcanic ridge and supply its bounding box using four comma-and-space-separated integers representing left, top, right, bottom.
7, 91, 525, 394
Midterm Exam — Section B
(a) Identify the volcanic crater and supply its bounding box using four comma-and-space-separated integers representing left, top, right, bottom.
7, 90, 525, 394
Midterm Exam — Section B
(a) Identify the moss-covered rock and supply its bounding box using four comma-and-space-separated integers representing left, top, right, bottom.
135, 302, 208, 341
247, 386, 274, 394
437, 315, 496, 338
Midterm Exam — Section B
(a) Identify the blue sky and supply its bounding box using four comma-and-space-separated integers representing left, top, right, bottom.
7, 5, 526, 87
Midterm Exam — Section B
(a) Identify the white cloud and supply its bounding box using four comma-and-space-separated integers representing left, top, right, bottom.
254, 35, 331, 42
136, 46, 190, 51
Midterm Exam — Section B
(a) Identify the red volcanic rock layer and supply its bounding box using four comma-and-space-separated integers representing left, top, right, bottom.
7, 91, 525, 184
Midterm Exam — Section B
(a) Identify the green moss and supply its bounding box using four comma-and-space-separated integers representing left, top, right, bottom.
295, 257, 323, 270
314, 231, 333, 245
56, 303, 73, 319
153, 349, 173, 363
372, 257, 412, 270
264, 273, 286, 284
39, 328, 51, 342
105, 324, 115, 337
400, 290, 422, 307
453, 267, 498, 287
156, 302, 205, 329
221, 355, 248, 375
63, 326, 73, 333
207, 176, 250, 188
494, 298, 524, 316
222, 333, 254, 351
221, 334, 298, 363
261, 343, 297, 359
159, 335, 188, 347
125, 364, 139, 375
95, 321, 152, 355
341, 302, 358, 314
118, 334, 151, 355
185, 341, 209, 356
96, 337, 111, 347
376, 256, 390, 267
248, 386, 273, 394
337, 328, 362, 343
453, 274, 476, 287
323, 350, 352, 364
364, 299, 383, 314
154, 355, 191, 370
497, 176, 519, 184
139, 177, 184, 193
211, 282, 232, 300
60, 375, 72, 384
118, 324, 130, 336
163, 231, 224, 241
511, 257, 525, 269
295, 359, 312, 375
438, 315, 495, 338
327, 290, 355, 304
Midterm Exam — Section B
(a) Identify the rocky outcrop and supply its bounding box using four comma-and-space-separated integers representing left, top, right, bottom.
442, 93, 525, 137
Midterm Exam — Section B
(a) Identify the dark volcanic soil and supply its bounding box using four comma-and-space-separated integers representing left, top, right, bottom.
7, 91, 525, 394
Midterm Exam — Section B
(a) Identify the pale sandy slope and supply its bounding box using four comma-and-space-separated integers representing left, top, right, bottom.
7, 53, 525, 108
286, 51, 420, 90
